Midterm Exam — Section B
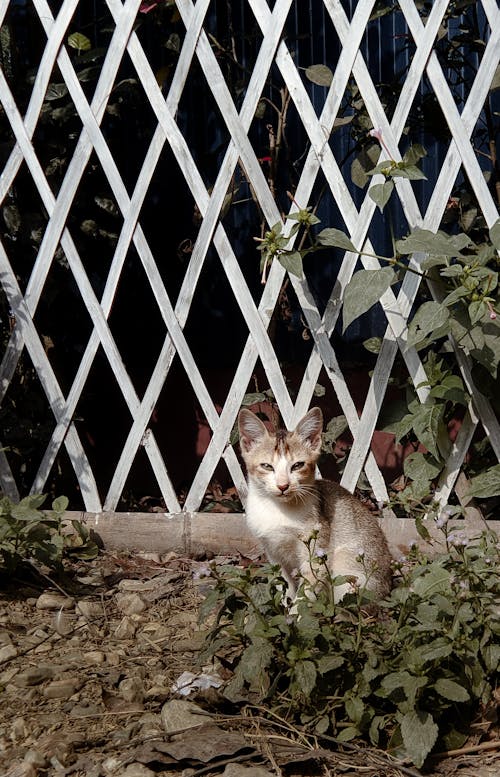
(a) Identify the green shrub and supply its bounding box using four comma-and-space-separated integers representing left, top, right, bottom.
0, 494, 99, 574
200, 528, 500, 768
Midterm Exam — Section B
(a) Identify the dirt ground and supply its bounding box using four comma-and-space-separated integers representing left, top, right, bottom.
0, 551, 499, 777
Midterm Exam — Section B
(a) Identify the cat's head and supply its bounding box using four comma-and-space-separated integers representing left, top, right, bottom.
238, 407, 323, 500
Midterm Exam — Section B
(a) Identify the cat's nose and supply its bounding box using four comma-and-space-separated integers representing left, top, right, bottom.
277, 483, 289, 493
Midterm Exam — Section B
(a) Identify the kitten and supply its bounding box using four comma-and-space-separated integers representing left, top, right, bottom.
238, 407, 392, 602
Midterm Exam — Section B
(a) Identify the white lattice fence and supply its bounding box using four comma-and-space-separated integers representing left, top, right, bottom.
0, 0, 499, 542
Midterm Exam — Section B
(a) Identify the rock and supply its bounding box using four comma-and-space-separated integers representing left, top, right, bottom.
77, 600, 105, 619
106, 651, 122, 665
24, 749, 48, 768
11, 717, 29, 742
161, 699, 212, 733
14, 665, 56, 687
83, 650, 106, 665
36, 593, 74, 611
0, 629, 13, 644
223, 766, 274, 777
43, 678, 81, 699
119, 764, 156, 777
118, 677, 144, 704
114, 616, 138, 640
115, 592, 148, 615
102, 755, 126, 774
0, 644, 17, 663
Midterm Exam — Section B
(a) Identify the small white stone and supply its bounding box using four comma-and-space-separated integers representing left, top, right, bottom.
36, 593, 74, 611
0, 644, 17, 664
115, 592, 148, 616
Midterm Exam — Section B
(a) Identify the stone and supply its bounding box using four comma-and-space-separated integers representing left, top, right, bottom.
119, 764, 156, 777
115, 592, 148, 615
14, 666, 56, 687
83, 650, 106, 665
36, 593, 74, 611
114, 616, 138, 640
161, 699, 212, 733
77, 600, 105, 619
118, 677, 144, 704
43, 678, 81, 699
0, 644, 18, 663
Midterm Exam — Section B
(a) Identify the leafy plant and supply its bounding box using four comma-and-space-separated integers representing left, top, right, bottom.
0, 494, 99, 574
200, 527, 500, 768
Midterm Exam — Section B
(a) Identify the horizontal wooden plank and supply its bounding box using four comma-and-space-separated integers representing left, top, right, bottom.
69, 511, 500, 561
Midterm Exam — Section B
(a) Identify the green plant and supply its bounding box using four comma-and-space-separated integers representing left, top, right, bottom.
200, 527, 500, 768
0, 494, 99, 574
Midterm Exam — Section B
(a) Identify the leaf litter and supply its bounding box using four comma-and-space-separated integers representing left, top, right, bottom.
0, 550, 498, 777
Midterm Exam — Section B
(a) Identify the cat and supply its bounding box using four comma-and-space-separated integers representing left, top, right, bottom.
238, 406, 392, 603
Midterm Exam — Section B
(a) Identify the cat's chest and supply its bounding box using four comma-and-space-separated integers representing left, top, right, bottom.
245, 488, 317, 539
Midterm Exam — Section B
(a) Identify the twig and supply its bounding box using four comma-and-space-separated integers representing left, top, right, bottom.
431, 739, 500, 759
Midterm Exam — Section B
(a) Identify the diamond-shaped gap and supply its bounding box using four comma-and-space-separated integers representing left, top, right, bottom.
0, 347, 56, 497
0, 160, 50, 294
431, 1, 490, 114
183, 242, 249, 370
359, 5, 416, 126
174, 20, 239, 193
135, 141, 199, 306
99, 48, 160, 196
31, 247, 94, 397
136, 352, 218, 509
202, 0, 264, 94
29, 2, 118, 199
286, 0, 343, 118
72, 343, 133, 506
2, 0, 48, 116
106, 243, 167, 399
63, 148, 124, 298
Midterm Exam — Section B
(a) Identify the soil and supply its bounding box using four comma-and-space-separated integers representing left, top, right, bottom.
0, 551, 498, 777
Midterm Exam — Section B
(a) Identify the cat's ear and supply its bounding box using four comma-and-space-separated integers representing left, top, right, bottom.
238, 409, 269, 452
293, 407, 323, 451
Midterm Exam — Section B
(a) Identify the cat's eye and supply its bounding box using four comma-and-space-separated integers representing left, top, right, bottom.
260, 463, 274, 471
291, 461, 305, 471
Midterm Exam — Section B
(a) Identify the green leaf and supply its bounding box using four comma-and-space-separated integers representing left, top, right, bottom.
67, 32, 92, 52
404, 452, 442, 484
400, 710, 439, 768
343, 267, 396, 332
468, 464, 500, 499
305, 64, 333, 87
416, 637, 453, 663
52, 495, 69, 513
406, 302, 450, 349
489, 218, 500, 250
317, 228, 356, 252
468, 300, 485, 325
241, 640, 274, 686
392, 164, 427, 181
363, 336, 382, 354
412, 565, 452, 598
351, 144, 381, 188
402, 144, 427, 165
294, 660, 317, 695
336, 726, 360, 742
317, 655, 344, 674
45, 83, 69, 101
278, 251, 303, 278
411, 404, 445, 460
369, 180, 394, 211
396, 228, 472, 257
345, 695, 364, 724
434, 678, 470, 702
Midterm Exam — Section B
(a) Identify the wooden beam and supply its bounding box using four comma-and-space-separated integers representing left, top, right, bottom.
69, 511, 500, 560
